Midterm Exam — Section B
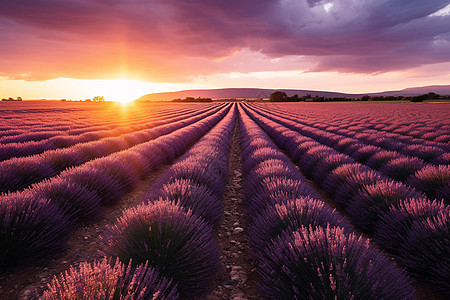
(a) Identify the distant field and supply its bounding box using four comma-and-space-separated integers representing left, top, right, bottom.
0, 101, 448, 299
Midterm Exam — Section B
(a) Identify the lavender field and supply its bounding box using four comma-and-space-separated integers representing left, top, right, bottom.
0, 101, 449, 299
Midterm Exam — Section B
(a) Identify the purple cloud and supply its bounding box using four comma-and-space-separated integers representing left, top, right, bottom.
0, 0, 449, 81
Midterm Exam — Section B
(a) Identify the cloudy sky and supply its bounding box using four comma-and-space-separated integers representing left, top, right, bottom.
1, 0, 449, 101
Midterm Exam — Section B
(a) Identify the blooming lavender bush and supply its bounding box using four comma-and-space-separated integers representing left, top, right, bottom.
163, 163, 225, 197
433, 152, 450, 165
249, 197, 353, 257
374, 197, 448, 254
91, 157, 140, 193
297, 146, 335, 176
407, 165, 449, 202
379, 156, 426, 182
333, 170, 384, 209
0, 157, 54, 193
401, 144, 445, 162
350, 145, 381, 164
43, 258, 179, 299
311, 153, 355, 185
42, 148, 87, 172
0, 192, 71, 268
347, 180, 423, 233
365, 150, 399, 170
146, 179, 223, 226
322, 163, 371, 195
244, 159, 298, 198
101, 201, 219, 296
241, 146, 288, 174
291, 140, 320, 162
32, 178, 103, 223
374, 197, 450, 294
258, 226, 415, 300
114, 149, 153, 178
397, 210, 449, 294
247, 177, 319, 219
61, 165, 127, 205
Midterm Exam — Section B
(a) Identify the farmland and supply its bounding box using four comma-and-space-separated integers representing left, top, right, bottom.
0, 101, 449, 300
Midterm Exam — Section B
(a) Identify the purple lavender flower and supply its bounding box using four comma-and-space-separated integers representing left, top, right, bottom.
366, 150, 399, 170
43, 258, 179, 299
347, 180, 424, 233
332, 170, 384, 208
0, 157, 54, 193
249, 197, 353, 257
258, 226, 415, 300
311, 153, 355, 185
374, 197, 448, 255
407, 165, 449, 202
297, 146, 335, 176
31, 177, 103, 224
0, 191, 71, 269
379, 156, 426, 182
61, 165, 127, 205
350, 145, 381, 164
401, 144, 445, 162
322, 163, 370, 195
145, 179, 223, 227
101, 201, 219, 297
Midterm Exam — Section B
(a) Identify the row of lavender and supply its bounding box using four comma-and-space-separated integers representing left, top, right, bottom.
0, 104, 217, 161
238, 106, 415, 299
249, 104, 449, 203
244, 104, 449, 295
0, 104, 149, 138
269, 102, 449, 144
256, 104, 449, 164
42, 106, 237, 299
0, 102, 186, 134
0, 105, 225, 194
0, 104, 231, 271
0, 105, 197, 144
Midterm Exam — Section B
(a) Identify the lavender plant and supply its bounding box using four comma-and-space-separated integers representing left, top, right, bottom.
379, 157, 426, 182
407, 165, 449, 202
347, 180, 423, 233
258, 226, 415, 300
145, 179, 223, 227
101, 201, 219, 296
249, 197, 353, 257
0, 192, 71, 268
31, 178, 103, 223
43, 258, 179, 299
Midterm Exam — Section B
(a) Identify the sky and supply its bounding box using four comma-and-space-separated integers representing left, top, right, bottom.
0, 0, 449, 101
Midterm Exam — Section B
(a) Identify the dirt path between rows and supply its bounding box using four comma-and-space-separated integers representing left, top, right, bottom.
0, 164, 172, 300
203, 120, 260, 300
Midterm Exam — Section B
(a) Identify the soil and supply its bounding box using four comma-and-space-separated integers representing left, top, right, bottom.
202, 120, 260, 300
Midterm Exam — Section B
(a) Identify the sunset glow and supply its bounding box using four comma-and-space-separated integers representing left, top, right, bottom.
0, 1, 449, 99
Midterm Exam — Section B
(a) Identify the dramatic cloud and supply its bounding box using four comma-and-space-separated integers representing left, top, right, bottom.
0, 0, 449, 81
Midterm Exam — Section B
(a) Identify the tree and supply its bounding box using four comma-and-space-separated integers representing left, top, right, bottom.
92, 96, 105, 102
270, 91, 288, 102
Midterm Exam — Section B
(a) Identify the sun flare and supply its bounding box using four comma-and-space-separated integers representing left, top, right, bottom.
100, 79, 149, 103
64, 78, 190, 103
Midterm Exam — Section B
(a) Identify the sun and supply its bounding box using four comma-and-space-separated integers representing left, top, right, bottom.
100, 79, 149, 103
72, 78, 190, 103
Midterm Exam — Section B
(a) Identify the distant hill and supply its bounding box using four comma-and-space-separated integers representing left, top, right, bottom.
369, 85, 450, 96
136, 85, 450, 101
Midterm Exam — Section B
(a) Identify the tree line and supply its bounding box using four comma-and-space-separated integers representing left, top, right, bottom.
269, 91, 449, 102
